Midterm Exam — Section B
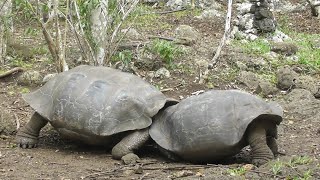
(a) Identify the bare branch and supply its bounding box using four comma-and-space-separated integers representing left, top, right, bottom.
0, 0, 9, 12
208, 0, 233, 68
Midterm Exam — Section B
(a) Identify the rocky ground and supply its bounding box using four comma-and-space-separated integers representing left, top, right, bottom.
1, 1, 320, 179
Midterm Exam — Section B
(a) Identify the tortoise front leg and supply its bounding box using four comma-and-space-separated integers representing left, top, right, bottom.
111, 128, 149, 160
16, 112, 48, 148
247, 123, 274, 166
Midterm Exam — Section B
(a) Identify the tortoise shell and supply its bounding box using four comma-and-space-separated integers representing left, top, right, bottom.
150, 90, 283, 162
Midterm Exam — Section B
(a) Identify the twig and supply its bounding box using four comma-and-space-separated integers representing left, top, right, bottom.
160, 88, 174, 92
0, 67, 24, 78
140, 8, 187, 15
248, 169, 286, 179
148, 36, 175, 41
14, 113, 20, 130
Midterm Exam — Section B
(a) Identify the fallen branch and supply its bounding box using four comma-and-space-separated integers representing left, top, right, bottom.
142, 164, 229, 171
140, 8, 187, 15
248, 169, 286, 179
0, 67, 23, 78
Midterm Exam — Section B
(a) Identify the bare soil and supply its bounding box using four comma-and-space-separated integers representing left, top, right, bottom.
1, 3, 319, 180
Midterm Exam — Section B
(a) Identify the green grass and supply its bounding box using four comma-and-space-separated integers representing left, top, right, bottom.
227, 167, 247, 176
233, 14, 320, 72
271, 159, 284, 175
233, 38, 271, 55
125, 4, 171, 30
294, 33, 320, 70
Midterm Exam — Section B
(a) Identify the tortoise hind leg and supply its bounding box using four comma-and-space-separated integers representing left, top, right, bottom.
16, 112, 48, 148
247, 122, 274, 166
111, 128, 149, 160
267, 137, 278, 156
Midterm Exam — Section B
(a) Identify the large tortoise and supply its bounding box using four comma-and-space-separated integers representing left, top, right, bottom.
16, 65, 174, 159
150, 90, 283, 166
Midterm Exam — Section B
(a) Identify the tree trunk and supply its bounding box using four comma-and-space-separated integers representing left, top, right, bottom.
90, 0, 109, 66
0, 0, 12, 64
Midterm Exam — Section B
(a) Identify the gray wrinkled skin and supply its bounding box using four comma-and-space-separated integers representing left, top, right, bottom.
23, 65, 168, 144
150, 90, 283, 162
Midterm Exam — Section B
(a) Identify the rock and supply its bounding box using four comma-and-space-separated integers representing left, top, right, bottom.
255, 81, 278, 97
155, 67, 170, 78
264, 51, 279, 60
135, 52, 162, 71
276, 66, 298, 90
174, 25, 199, 45
271, 42, 299, 56
269, 30, 291, 43
295, 75, 320, 98
237, 71, 260, 89
254, 18, 276, 32
123, 165, 143, 176
310, 38, 320, 49
195, 9, 222, 19
235, 61, 248, 71
166, 0, 222, 10
281, 89, 320, 119
238, 14, 255, 31
172, 170, 194, 178
43, 73, 58, 83
245, 57, 267, 70
121, 153, 140, 165
236, 2, 254, 15
0, 109, 16, 135
121, 28, 142, 41
194, 58, 208, 68
17, 70, 42, 86
285, 55, 299, 62
166, 0, 189, 10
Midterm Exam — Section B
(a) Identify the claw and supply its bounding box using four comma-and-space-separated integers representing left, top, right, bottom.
22, 144, 27, 149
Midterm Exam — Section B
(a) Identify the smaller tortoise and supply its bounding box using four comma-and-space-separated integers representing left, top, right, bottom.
16, 65, 174, 160
150, 90, 283, 166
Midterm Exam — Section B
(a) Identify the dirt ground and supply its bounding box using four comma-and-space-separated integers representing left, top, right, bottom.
1, 2, 320, 180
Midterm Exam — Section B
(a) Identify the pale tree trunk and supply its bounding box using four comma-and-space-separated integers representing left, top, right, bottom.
90, 0, 109, 66
0, 0, 12, 64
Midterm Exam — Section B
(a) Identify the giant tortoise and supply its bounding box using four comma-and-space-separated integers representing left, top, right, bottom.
150, 90, 283, 166
16, 65, 174, 159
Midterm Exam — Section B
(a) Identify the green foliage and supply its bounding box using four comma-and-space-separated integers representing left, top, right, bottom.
111, 50, 133, 66
24, 27, 39, 37
20, 87, 30, 93
173, 8, 202, 19
227, 167, 247, 176
147, 39, 184, 68
13, 0, 37, 21
9, 57, 33, 68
